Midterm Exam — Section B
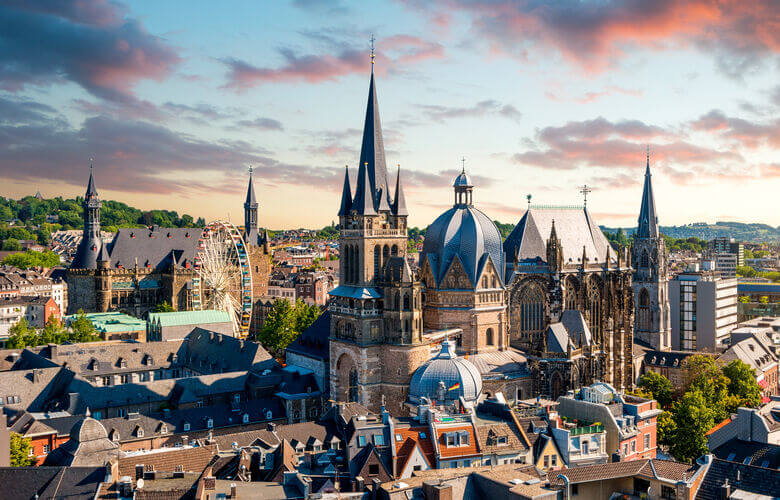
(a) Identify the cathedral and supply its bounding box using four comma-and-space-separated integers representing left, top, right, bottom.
631, 153, 670, 351
327, 60, 637, 413
67, 168, 270, 322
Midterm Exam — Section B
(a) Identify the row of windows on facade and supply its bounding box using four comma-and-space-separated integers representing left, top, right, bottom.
341, 243, 401, 285
0, 395, 20, 405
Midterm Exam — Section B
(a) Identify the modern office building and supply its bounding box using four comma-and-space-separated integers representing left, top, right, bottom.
709, 237, 745, 267
669, 270, 738, 351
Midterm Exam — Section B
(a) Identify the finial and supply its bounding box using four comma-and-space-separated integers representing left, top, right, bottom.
526, 194, 532, 208
248, 165, 253, 175
90, 158, 94, 170
369, 34, 376, 70
460, 156, 466, 173
345, 164, 349, 170
579, 184, 592, 208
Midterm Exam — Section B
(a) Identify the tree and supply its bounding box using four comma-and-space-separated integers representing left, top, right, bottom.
682, 354, 730, 421
669, 389, 715, 463
736, 265, 757, 278
738, 296, 750, 304
722, 359, 762, 409
759, 296, 769, 304
257, 299, 298, 352
657, 411, 676, 446
153, 301, 175, 313
638, 371, 674, 408
2, 238, 21, 251
6, 318, 34, 349
294, 300, 321, 334
2, 250, 60, 269
10, 433, 35, 467
69, 309, 99, 343
39, 317, 66, 345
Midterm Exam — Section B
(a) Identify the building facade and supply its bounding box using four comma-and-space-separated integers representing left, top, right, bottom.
669, 271, 738, 351
631, 154, 670, 350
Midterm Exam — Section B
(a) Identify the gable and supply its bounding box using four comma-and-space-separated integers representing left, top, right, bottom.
441, 255, 473, 290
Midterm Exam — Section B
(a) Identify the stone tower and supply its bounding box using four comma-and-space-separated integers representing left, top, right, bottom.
329, 66, 429, 415
72, 166, 103, 270
243, 169, 271, 337
631, 151, 670, 350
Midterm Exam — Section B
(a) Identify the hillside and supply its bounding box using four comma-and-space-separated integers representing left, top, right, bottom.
601, 221, 780, 244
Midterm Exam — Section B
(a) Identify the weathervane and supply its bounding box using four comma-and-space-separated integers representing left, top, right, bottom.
579, 184, 592, 207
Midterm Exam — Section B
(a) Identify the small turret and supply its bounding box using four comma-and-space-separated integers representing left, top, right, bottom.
392, 165, 408, 216
546, 219, 563, 272
337, 165, 352, 216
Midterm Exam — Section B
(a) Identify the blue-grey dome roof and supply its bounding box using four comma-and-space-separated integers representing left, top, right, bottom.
409, 340, 482, 404
422, 206, 504, 288
453, 172, 472, 187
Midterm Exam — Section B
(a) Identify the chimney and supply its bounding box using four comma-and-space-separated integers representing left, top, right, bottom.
266, 423, 276, 432
118, 476, 133, 498
47, 343, 58, 359
721, 479, 731, 500
107, 458, 119, 483
230, 483, 237, 498
32, 369, 41, 384
135, 464, 144, 480
143, 465, 156, 480
173, 465, 184, 479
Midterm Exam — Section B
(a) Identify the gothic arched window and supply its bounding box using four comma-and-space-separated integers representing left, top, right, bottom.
403, 292, 410, 310
587, 280, 602, 340
383, 245, 390, 269
640, 250, 649, 268
565, 279, 578, 311
373, 244, 381, 282
348, 368, 359, 403
391, 244, 398, 256
516, 282, 545, 340
638, 288, 650, 332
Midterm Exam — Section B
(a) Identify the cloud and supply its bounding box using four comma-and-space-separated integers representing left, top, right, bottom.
405, 0, 779, 76
220, 35, 444, 91
0, 98, 339, 197
690, 110, 780, 148
513, 116, 740, 171
233, 118, 285, 131
0, 1, 180, 102
420, 100, 522, 123
161, 102, 238, 122
545, 86, 643, 103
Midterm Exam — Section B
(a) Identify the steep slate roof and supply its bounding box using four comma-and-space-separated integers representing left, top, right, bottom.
0, 466, 105, 500
0, 366, 70, 411
696, 458, 780, 499
106, 226, 201, 270
503, 207, 616, 270
286, 311, 331, 361
43, 417, 120, 466
712, 438, 780, 469
719, 335, 778, 373
467, 348, 530, 380
637, 154, 659, 239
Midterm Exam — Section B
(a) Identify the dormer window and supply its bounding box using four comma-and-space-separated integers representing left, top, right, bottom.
266, 410, 273, 419
206, 418, 213, 429
135, 426, 144, 438
243, 413, 250, 424
183, 422, 190, 431
110, 430, 120, 442
118, 358, 127, 369
160, 425, 167, 435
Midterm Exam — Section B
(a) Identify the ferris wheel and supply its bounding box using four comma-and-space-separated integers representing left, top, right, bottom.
191, 221, 253, 337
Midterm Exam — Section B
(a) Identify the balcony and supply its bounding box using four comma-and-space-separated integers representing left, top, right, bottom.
570, 424, 604, 436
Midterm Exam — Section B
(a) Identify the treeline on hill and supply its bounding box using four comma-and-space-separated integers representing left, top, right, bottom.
603, 228, 708, 253
0, 195, 205, 249
602, 221, 780, 244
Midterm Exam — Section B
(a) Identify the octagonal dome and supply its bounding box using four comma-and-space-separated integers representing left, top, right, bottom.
409, 340, 482, 405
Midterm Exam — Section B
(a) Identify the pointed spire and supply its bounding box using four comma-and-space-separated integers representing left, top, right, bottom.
549, 219, 558, 242
356, 70, 391, 213
637, 146, 659, 239
97, 242, 110, 263
392, 164, 408, 216
86, 161, 98, 199
338, 165, 353, 216
245, 166, 258, 207
352, 162, 377, 215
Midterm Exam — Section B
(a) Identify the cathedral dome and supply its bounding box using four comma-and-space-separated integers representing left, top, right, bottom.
421, 173, 504, 288
409, 340, 482, 405
453, 171, 472, 187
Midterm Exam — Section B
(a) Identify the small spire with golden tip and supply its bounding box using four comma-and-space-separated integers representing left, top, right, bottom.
370, 34, 376, 70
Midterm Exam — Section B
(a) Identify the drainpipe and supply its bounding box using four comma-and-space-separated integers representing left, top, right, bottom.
557, 474, 571, 500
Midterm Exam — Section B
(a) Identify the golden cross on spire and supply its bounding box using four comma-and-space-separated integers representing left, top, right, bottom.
248, 165, 253, 175
369, 34, 376, 69
579, 184, 593, 207
460, 156, 466, 173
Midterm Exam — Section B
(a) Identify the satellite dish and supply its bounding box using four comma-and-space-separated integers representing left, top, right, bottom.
136, 478, 145, 489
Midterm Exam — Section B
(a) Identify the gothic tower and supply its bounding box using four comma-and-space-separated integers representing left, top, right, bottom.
329, 64, 428, 415
244, 167, 260, 246
244, 169, 271, 336
72, 165, 103, 270
631, 151, 670, 350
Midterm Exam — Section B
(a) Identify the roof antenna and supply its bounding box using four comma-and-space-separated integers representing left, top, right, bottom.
369, 34, 376, 71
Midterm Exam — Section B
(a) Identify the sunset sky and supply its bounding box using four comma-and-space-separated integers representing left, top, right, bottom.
1, 0, 778, 229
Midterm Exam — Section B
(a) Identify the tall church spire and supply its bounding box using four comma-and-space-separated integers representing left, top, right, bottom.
353, 66, 391, 214
244, 166, 260, 245
86, 161, 98, 200
637, 147, 658, 238
338, 165, 353, 216
392, 165, 408, 216
72, 162, 102, 270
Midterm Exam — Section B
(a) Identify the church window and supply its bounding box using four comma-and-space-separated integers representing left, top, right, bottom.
640, 250, 649, 268
373, 245, 381, 282
486, 328, 494, 346
383, 245, 390, 269
403, 293, 410, 310
516, 282, 545, 340
565, 279, 578, 311
391, 244, 398, 256
587, 280, 602, 340
348, 369, 359, 403
638, 289, 650, 332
